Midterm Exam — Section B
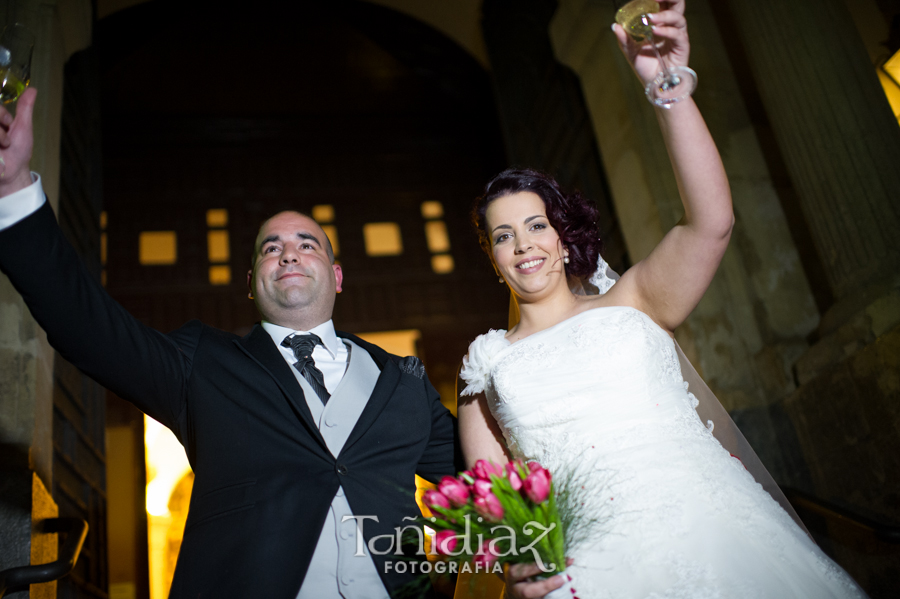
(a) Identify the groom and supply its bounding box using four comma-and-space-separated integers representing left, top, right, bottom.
0, 89, 459, 598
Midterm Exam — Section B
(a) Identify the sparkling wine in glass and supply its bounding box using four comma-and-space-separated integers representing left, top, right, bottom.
615, 0, 696, 107
0, 23, 34, 105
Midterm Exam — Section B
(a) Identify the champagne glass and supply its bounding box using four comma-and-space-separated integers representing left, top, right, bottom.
0, 23, 34, 105
615, 0, 696, 107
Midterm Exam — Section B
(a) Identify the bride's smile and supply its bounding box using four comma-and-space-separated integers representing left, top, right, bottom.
515, 257, 546, 272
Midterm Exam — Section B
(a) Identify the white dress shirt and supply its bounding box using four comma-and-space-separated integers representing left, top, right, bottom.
262, 320, 349, 394
0, 172, 44, 228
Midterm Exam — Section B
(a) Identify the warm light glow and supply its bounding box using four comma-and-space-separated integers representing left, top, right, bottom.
209, 265, 231, 285
415, 475, 436, 518
312, 204, 335, 223
139, 232, 177, 265
144, 416, 191, 518
101, 233, 107, 265
206, 209, 228, 228
356, 329, 421, 357
107, 425, 138, 593
431, 254, 454, 274
420, 201, 444, 219
322, 224, 340, 257
879, 50, 900, 122
878, 71, 900, 118
884, 49, 900, 87
145, 415, 193, 599
207, 230, 230, 262
363, 222, 403, 256
146, 479, 172, 517
425, 221, 451, 253
435, 381, 457, 416
109, 583, 136, 599
100, 211, 107, 229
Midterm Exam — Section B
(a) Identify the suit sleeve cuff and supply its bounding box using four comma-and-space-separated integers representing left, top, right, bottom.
0, 172, 45, 230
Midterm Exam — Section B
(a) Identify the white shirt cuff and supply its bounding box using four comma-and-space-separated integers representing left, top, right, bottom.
0, 172, 45, 230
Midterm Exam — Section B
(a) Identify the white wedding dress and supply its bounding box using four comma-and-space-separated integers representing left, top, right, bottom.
460, 306, 867, 599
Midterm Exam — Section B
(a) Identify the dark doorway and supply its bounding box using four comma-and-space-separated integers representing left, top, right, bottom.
97, 0, 508, 360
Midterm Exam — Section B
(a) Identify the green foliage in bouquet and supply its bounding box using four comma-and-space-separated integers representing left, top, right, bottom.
423, 459, 571, 573
393, 458, 604, 598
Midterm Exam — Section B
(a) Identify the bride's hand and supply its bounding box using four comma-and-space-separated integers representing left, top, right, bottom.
612, 0, 690, 86
504, 559, 573, 599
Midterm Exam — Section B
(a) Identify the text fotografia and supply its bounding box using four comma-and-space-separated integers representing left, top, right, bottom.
384, 560, 503, 575
341, 514, 561, 573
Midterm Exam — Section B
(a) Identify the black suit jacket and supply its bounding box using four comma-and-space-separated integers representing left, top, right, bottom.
0, 202, 460, 597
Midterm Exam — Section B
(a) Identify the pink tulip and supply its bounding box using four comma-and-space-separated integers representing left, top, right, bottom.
473, 540, 498, 569
525, 462, 552, 484
473, 459, 504, 481
434, 530, 458, 555
507, 469, 523, 491
474, 492, 504, 522
438, 476, 470, 507
423, 489, 451, 511
522, 468, 551, 503
472, 479, 493, 498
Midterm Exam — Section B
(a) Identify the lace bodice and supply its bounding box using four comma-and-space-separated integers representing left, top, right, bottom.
461, 307, 695, 466
461, 307, 684, 400
460, 307, 866, 599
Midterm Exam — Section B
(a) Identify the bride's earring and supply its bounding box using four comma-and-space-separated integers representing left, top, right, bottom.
498, 276, 505, 283
563, 256, 570, 264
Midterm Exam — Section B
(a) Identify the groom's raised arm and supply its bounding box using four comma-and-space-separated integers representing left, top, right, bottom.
0, 88, 193, 436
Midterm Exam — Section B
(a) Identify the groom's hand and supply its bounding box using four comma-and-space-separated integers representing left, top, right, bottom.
0, 86, 37, 198
504, 561, 568, 599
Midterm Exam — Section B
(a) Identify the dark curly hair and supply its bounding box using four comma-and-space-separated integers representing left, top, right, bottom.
471, 168, 602, 279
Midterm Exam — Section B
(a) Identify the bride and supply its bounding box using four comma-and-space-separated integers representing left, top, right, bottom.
457, 2, 867, 598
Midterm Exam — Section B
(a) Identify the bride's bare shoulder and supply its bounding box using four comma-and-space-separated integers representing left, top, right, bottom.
593, 269, 675, 334
580, 270, 642, 310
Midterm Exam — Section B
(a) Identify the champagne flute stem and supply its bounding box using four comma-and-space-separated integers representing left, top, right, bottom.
645, 31, 672, 82
641, 16, 678, 90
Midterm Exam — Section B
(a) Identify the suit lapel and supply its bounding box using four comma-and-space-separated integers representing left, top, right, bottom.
337, 332, 400, 456
235, 324, 329, 453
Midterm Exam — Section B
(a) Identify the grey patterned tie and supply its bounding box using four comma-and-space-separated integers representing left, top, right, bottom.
282, 334, 331, 405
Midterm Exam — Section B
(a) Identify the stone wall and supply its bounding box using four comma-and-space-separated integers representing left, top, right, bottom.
0, 1, 92, 597
782, 299, 900, 595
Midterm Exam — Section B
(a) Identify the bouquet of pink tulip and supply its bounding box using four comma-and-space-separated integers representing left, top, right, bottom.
422, 459, 568, 578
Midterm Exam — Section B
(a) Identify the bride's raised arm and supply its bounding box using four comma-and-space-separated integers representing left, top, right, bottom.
609, 0, 733, 333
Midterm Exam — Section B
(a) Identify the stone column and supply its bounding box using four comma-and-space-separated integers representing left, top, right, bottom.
719, 2, 900, 588
724, 0, 900, 334
550, 0, 820, 486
